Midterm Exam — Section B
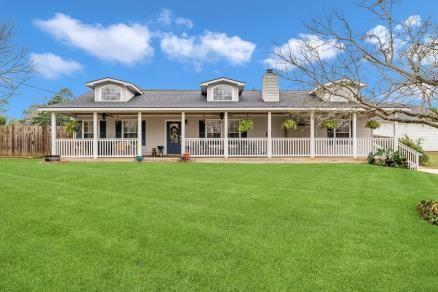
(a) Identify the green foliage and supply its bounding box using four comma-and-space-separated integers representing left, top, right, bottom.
367, 148, 407, 168
238, 119, 254, 133
64, 120, 79, 137
23, 88, 73, 126
416, 200, 438, 225
0, 115, 6, 125
398, 135, 429, 165
365, 120, 381, 130
281, 118, 298, 130
321, 119, 338, 130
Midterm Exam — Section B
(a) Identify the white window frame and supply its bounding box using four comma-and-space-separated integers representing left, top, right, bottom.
332, 119, 351, 138
228, 119, 241, 138
212, 85, 233, 101
122, 120, 138, 139
101, 85, 122, 101
82, 120, 94, 139
205, 119, 222, 138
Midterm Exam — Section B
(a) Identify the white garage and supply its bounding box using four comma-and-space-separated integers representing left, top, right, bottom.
375, 122, 438, 151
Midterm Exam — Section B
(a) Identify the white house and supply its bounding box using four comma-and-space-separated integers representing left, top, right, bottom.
40, 70, 423, 167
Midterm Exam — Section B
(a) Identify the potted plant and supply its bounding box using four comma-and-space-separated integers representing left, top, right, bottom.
182, 152, 190, 161
64, 120, 79, 137
238, 119, 254, 133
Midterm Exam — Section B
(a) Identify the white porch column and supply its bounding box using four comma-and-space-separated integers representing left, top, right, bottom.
267, 112, 272, 158
137, 112, 142, 157
310, 111, 315, 158
224, 112, 228, 158
181, 112, 185, 156
352, 112, 357, 158
93, 112, 98, 159
393, 114, 398, 150
51, 112, 56, 155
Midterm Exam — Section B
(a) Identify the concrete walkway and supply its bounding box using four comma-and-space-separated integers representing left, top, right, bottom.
419, 168, 438, 175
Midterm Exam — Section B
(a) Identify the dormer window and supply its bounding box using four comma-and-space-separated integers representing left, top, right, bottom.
101, 86, 122, 101
213, 85, 233, 101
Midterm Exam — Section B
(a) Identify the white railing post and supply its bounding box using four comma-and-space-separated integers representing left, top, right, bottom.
181, 112, 185, 156
393, 113, 398, 150
267, 112, 272, 158
353, 112, 357, 158
310, 111, 315, 158
137, 112, 142, 157
93, 112, 98, 159
51, 112, 57, 155
224, 112, 228, 158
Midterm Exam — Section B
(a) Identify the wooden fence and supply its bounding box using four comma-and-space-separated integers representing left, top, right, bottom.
0, 126, 70, 157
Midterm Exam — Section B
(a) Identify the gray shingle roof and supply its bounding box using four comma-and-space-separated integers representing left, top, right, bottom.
43, 90, 378, 109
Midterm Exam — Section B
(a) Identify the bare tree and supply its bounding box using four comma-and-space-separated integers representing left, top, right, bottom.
270, 0, 437, 128
0, 22, 33, 113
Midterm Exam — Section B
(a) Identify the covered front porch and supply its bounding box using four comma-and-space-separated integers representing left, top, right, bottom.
49, 110, 398, 159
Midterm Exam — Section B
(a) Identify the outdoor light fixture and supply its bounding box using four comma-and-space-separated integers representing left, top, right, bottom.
220, 112, 224, 120
102, 113, 107, 121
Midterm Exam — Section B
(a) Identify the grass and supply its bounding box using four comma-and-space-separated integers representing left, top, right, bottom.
426, 152, 438, 168
0, 159, 437, 291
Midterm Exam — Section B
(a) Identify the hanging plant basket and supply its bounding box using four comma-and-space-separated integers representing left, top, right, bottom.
322, 119, 338, 130
238, 119, 254, 133
365, 120, 381, 130
281, 118, 298, 130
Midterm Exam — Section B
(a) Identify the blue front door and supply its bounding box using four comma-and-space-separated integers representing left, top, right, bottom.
166, 121, 181, 154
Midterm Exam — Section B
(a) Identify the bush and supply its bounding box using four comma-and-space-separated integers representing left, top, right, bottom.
368, 148, 407, 168
416, 200, 438, 225
398, 135, 429, 165
0, 115, 6, 125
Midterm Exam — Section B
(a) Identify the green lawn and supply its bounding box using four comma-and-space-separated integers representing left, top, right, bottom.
0, 159, 437, 291
426, 152, 438, 168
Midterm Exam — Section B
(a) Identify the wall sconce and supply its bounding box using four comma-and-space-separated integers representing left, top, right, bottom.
219, 112, 224, 120
102, 113, 107, 121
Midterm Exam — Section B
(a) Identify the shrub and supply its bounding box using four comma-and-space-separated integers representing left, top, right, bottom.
398, 135, 429, 165
0, 115, 6, 125
368, 148, 407, 168
416, 200, 438, 225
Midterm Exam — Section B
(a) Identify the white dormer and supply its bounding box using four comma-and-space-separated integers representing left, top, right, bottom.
86, 77, 143, 102
309, 79, 366, 102
200, 77, 246, 102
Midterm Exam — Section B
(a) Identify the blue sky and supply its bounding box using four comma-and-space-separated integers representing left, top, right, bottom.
1, 0, 436, 118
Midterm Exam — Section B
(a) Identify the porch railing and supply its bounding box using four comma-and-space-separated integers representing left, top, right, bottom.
315, 138, 353, 157
98, 139, 137, 157
228, 138, 267, 157
56, 139, 94, 158
357, 137, 394, 156
398, 143, 421, 170
56, 138, 137, 158
185, 138, 224, 157
272, 138, 310, 157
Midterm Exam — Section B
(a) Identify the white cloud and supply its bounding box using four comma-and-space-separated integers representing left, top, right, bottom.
157, 8, 194, 29
160, 31, 256, 69
175, 17, 193, 29
158, 9, 172, 26
31, 53, 82, 80
366, 24, 405, 55
264, 34, 344, 71
396, 14, 422, 30
34, 13, 153, 65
